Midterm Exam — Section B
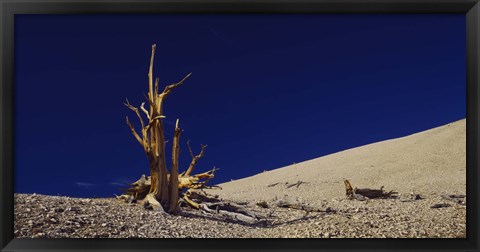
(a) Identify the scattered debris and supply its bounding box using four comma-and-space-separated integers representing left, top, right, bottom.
449, 194, 466, 198
431, 203, 451, 209
267, 181, 307, 189
286, 180, 306, 189
440, 194, 466, 205
273, 196, 336, 214
344, 179, 397, 200
267, 182, 281, 187
350, 194, 369, 201
400, 193, 425, 202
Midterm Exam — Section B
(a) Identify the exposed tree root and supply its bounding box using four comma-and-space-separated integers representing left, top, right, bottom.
118, 140, 257, 224
143, 193, 166, 213
123, 165, 220, 198
177, 189, 261, 224
182, 190, 260, 224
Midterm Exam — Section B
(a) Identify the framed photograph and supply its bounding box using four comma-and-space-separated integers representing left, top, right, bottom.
1, 0, 479, 251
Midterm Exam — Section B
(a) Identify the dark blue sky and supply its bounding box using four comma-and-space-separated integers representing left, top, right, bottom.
14, 14, 465, 198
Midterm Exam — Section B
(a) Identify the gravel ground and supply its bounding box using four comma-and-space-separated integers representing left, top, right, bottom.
14, 192, 465, 238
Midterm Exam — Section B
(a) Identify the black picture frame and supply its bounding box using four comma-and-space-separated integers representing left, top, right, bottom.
1, 0, 479, 251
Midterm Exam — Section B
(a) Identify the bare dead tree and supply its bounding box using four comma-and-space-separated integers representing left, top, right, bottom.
123, 44, 217, 213
120, 44, 264, 224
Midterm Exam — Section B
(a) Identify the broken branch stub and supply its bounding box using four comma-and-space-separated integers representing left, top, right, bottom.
168, 119, 181, 213
183, 143, 207, 177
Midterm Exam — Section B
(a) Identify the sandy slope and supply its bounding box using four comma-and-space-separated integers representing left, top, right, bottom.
209, 119, 466, 206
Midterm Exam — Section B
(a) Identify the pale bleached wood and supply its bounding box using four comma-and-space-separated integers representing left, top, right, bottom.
169, 119, 181, 213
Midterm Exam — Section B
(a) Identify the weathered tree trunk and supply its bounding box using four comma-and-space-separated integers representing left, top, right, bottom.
125, 44, 191, 212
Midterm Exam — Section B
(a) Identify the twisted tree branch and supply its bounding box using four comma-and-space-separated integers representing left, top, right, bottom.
184, 143, 207, 177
